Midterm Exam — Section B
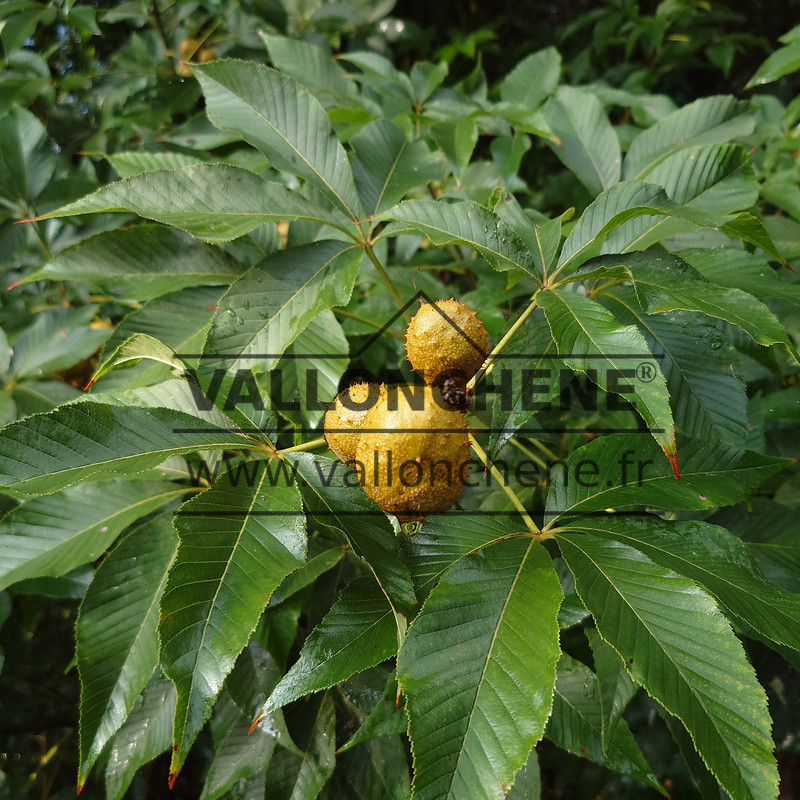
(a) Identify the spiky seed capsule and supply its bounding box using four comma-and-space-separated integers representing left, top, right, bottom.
324, 383, 384, 463
356, 385, 470, 521
405, 299, 488, 388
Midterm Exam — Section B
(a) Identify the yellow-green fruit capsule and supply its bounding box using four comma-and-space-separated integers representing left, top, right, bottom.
356, 385, 471, 521
324, 383, 384, 462
404, 298, 488, 387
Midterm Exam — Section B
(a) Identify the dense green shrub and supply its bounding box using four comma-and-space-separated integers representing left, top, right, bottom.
1, 2, 799, 799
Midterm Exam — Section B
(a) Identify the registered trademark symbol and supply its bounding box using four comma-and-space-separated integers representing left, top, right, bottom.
636, 362, 656, 382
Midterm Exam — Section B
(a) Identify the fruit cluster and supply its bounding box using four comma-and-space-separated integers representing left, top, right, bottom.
324, 299, 489, 521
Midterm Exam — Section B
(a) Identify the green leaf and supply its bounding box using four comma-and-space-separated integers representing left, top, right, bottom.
92, 333, 185, 383
106, 150, 207, 178
505, 746, 541, 800
0, 479, 185, 590
564, 515, 800, 652
202, 240, 362, 375
600, 288, 748, 448
97, 286, 224, 391
624, 96, 754, 179
493, 195, 566, 275
36, 164, 351, 243
105, 669, 176, 800
500, 47, 561, 109
0, 105, 55, 201
578, 252, 795, 353
602, 144, 758, 254
260, 33, 360, 104
379, 198, 540, 280
586, 629, 638, 756
338, 674, 407, 753
397, 538, 562, 800
289, 453, 417, 614
537, 288, 675, 460
677, 247, 800, 305
193, 60, 363, 224
546, 654, 661, 791
543, 85, 621, 196
556, 181, 714, 276
201, 712, 278, 800
275, 309, 348, 428
488, 312, 563, 457
557, 534, 779, 800
399, 513, 522, 600
8, 306, 110, 380
329, 734, 412, 800
0, 403, 250, 495
715, 498, 800, 592
76, 513, 178, 785
545, 433, 791, 521
159, 466, 306, 775
745, 41, 800, 88
351, 120, 444, 217
262, 692, 336, 800
23, 226, 244, 301
258, 576, 396, 718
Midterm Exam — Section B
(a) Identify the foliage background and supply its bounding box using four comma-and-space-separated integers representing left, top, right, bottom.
1, 1, 800, 799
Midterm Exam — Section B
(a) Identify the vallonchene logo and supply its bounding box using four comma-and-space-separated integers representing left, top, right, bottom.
174, 290, 663, 522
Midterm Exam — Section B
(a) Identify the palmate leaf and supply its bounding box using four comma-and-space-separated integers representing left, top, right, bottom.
201, 240, 363, 376
578, 252, 795, 354
0, 402, 251, 495
536, 288, 676, 464
21, 225, 244, 302
159, 466, 306, 777
289, 453, 416, 614
623, 95, 754, 179
543, 85, 621, 196
546, 654, 661, 792
563, 515, 800, 652
193, 60, 363, 225
379, 198, 541, 280
557, 534, 779, 800
256, 576, 396, 720
397, 538, 562, 800
105, 669, 176, 800
0, 479, 186, 590
33, 164, 352, 243
545, 433, 791, 522
600, 288, 749, 448
76, 513, 178, 786
351, 120, 444, 217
